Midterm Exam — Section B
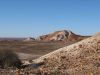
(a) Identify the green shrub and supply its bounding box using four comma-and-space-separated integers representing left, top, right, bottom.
0, 49, 22, 69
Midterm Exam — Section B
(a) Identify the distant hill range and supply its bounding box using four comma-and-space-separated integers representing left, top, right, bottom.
0, 38, 26, 41
0, 30, 90, 42
37, 30, 90, 42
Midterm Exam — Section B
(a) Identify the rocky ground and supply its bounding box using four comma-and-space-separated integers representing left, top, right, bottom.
32, 33, 100, 75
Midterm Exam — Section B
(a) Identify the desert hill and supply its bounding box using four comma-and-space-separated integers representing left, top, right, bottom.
37, 30, 90, 42
33, 33, 100, 75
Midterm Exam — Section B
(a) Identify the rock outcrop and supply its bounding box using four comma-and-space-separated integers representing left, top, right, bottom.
37, 30, 90, 42
24, 37, 35, 41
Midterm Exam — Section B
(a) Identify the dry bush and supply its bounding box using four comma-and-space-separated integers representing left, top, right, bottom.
0, 49, 22, 69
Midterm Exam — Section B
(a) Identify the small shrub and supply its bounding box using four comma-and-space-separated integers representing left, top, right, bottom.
0, 49, 22, 69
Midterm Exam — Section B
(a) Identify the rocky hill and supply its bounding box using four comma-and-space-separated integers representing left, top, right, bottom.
33, 33, 100, 75
37, 30, 90, 42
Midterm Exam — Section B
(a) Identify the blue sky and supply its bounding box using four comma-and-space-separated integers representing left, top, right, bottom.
0, 0, 100, 37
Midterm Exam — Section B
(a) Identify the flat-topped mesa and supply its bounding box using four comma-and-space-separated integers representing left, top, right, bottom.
33, 33, 100, 75
37, 30, 90, 42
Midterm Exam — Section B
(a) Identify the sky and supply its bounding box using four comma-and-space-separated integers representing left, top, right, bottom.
0, 0, 100, 37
